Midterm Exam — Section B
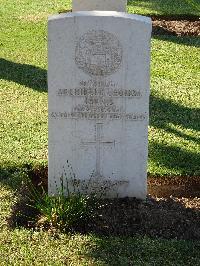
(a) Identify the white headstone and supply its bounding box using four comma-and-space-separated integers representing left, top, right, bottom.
48, 11, 152, 199
72, 0, 127, 12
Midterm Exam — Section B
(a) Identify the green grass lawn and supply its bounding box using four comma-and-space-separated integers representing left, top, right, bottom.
0, 0, 200, 265
128, 0, 200, 16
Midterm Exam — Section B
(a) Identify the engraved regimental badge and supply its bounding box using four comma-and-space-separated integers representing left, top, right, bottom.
75, 30, 122, 76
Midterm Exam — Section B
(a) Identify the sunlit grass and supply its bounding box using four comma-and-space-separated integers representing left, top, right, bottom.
128, 0, 200, 16
0, 0, 199, 264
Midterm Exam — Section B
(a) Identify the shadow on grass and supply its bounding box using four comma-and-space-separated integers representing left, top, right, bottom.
0, 58, 47, 92
0, 164, 26, 189
0, 163, 47, 191
150, 95, 200, 133
149, 141, 200, 176
85, 235, 200, 265
149, 95, 200, 175
153, 35, 200, 47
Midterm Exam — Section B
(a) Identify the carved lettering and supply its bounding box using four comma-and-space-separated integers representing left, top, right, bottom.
57, 87, 141, 98
51, 111, 146, 121
52, 75, 145, 122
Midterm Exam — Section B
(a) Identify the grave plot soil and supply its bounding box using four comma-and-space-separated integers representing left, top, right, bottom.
81, 196, 200, 240
152, 19, 200, 36
9, 191, 200, 240
8, 166, 200, 240
148, 176, 200, 198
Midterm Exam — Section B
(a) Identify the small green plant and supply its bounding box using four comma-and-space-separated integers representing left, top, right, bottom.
27, 175, 99, 232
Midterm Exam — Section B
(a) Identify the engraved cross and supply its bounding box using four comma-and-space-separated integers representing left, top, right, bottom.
81, 123, 115, 177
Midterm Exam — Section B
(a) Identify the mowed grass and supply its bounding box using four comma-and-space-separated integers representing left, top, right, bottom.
0, 0, 200, 265
149, 36, 200, 176
128, 0, 200, 16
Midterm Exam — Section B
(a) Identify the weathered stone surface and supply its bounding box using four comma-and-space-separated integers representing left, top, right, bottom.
72, 0, 127, 12
48, 11, 152, 199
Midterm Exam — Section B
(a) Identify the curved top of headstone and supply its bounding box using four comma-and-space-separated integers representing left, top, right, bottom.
72, 0, 127, 12
49, 11, 152, 25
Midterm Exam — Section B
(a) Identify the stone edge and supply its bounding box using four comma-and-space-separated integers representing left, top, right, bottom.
48, 11, 152, 26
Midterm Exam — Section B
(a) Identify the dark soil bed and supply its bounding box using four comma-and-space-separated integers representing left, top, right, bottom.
8, 166, 200, 240
148, 176, 200, 198
152, 19, 200, 36
9, 192, 200, 240
82, 196, 200, 239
